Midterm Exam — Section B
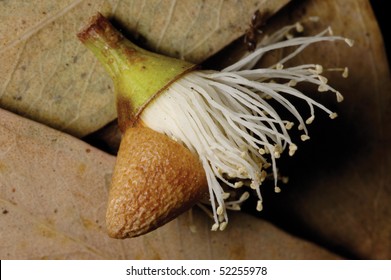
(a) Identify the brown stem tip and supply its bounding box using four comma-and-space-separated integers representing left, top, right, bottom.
77, 12, 124, 48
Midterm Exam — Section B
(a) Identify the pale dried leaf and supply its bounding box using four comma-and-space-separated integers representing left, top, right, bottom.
113, 0, 291, 62
0, 108, 339, 259
0, 108, 116, 259
0, 1, 116, 137
0, 0, 289, 137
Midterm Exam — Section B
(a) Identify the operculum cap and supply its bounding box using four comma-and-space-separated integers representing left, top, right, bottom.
77, 13, 196, 132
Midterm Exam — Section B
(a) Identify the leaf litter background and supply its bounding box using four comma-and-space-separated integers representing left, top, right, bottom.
0, 0, 390, 259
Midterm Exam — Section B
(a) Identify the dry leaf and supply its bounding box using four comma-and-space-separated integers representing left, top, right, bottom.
233, 0, 391, 259
2, 0, 389, 260
0, 0, 289, 137
0, 108, 116, 259
0, 108, 340, 259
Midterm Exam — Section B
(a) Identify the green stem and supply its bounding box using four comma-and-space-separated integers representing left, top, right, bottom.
77, 13, 195, 131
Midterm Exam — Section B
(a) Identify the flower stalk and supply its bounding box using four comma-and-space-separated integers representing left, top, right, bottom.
78, 13, 352, 237
77, 13, 195, 132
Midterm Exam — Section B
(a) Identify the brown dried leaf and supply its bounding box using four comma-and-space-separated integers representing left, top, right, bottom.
0, 108, 339, 259
241, 0, 391, 259
0, 0, 289, 137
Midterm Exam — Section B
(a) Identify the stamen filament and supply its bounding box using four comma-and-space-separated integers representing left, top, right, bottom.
140, 23, 352, 229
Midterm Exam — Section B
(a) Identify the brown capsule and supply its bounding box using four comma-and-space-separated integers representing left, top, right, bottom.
106, 126, 208, 238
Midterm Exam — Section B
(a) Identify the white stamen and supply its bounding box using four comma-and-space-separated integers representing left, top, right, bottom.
219, 221, 228, 231
295, 22, 304, 33
239, 191, 250, 202
140, 24, 349, 229
285, 122, 294, 130
318, 84, 329, 92
258, 148, 266, 155
345, 38, 354, 47
217, 205, 224, 216
288, 79, 297, 87
222, 192, 231, 199
315, 64, 323, 74
306, 115, 315, 124
342, 67, 349, 78
288, 144, 298, 156
318, 75, 328, 84
256, 200, 263, 211
285, 33, 294, 40
336, 91, 344, 102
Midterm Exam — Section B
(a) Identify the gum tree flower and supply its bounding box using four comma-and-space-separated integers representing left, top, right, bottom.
78, 13, 352, 238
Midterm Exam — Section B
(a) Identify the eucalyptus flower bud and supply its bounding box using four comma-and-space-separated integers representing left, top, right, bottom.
78, 13, 352, 238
